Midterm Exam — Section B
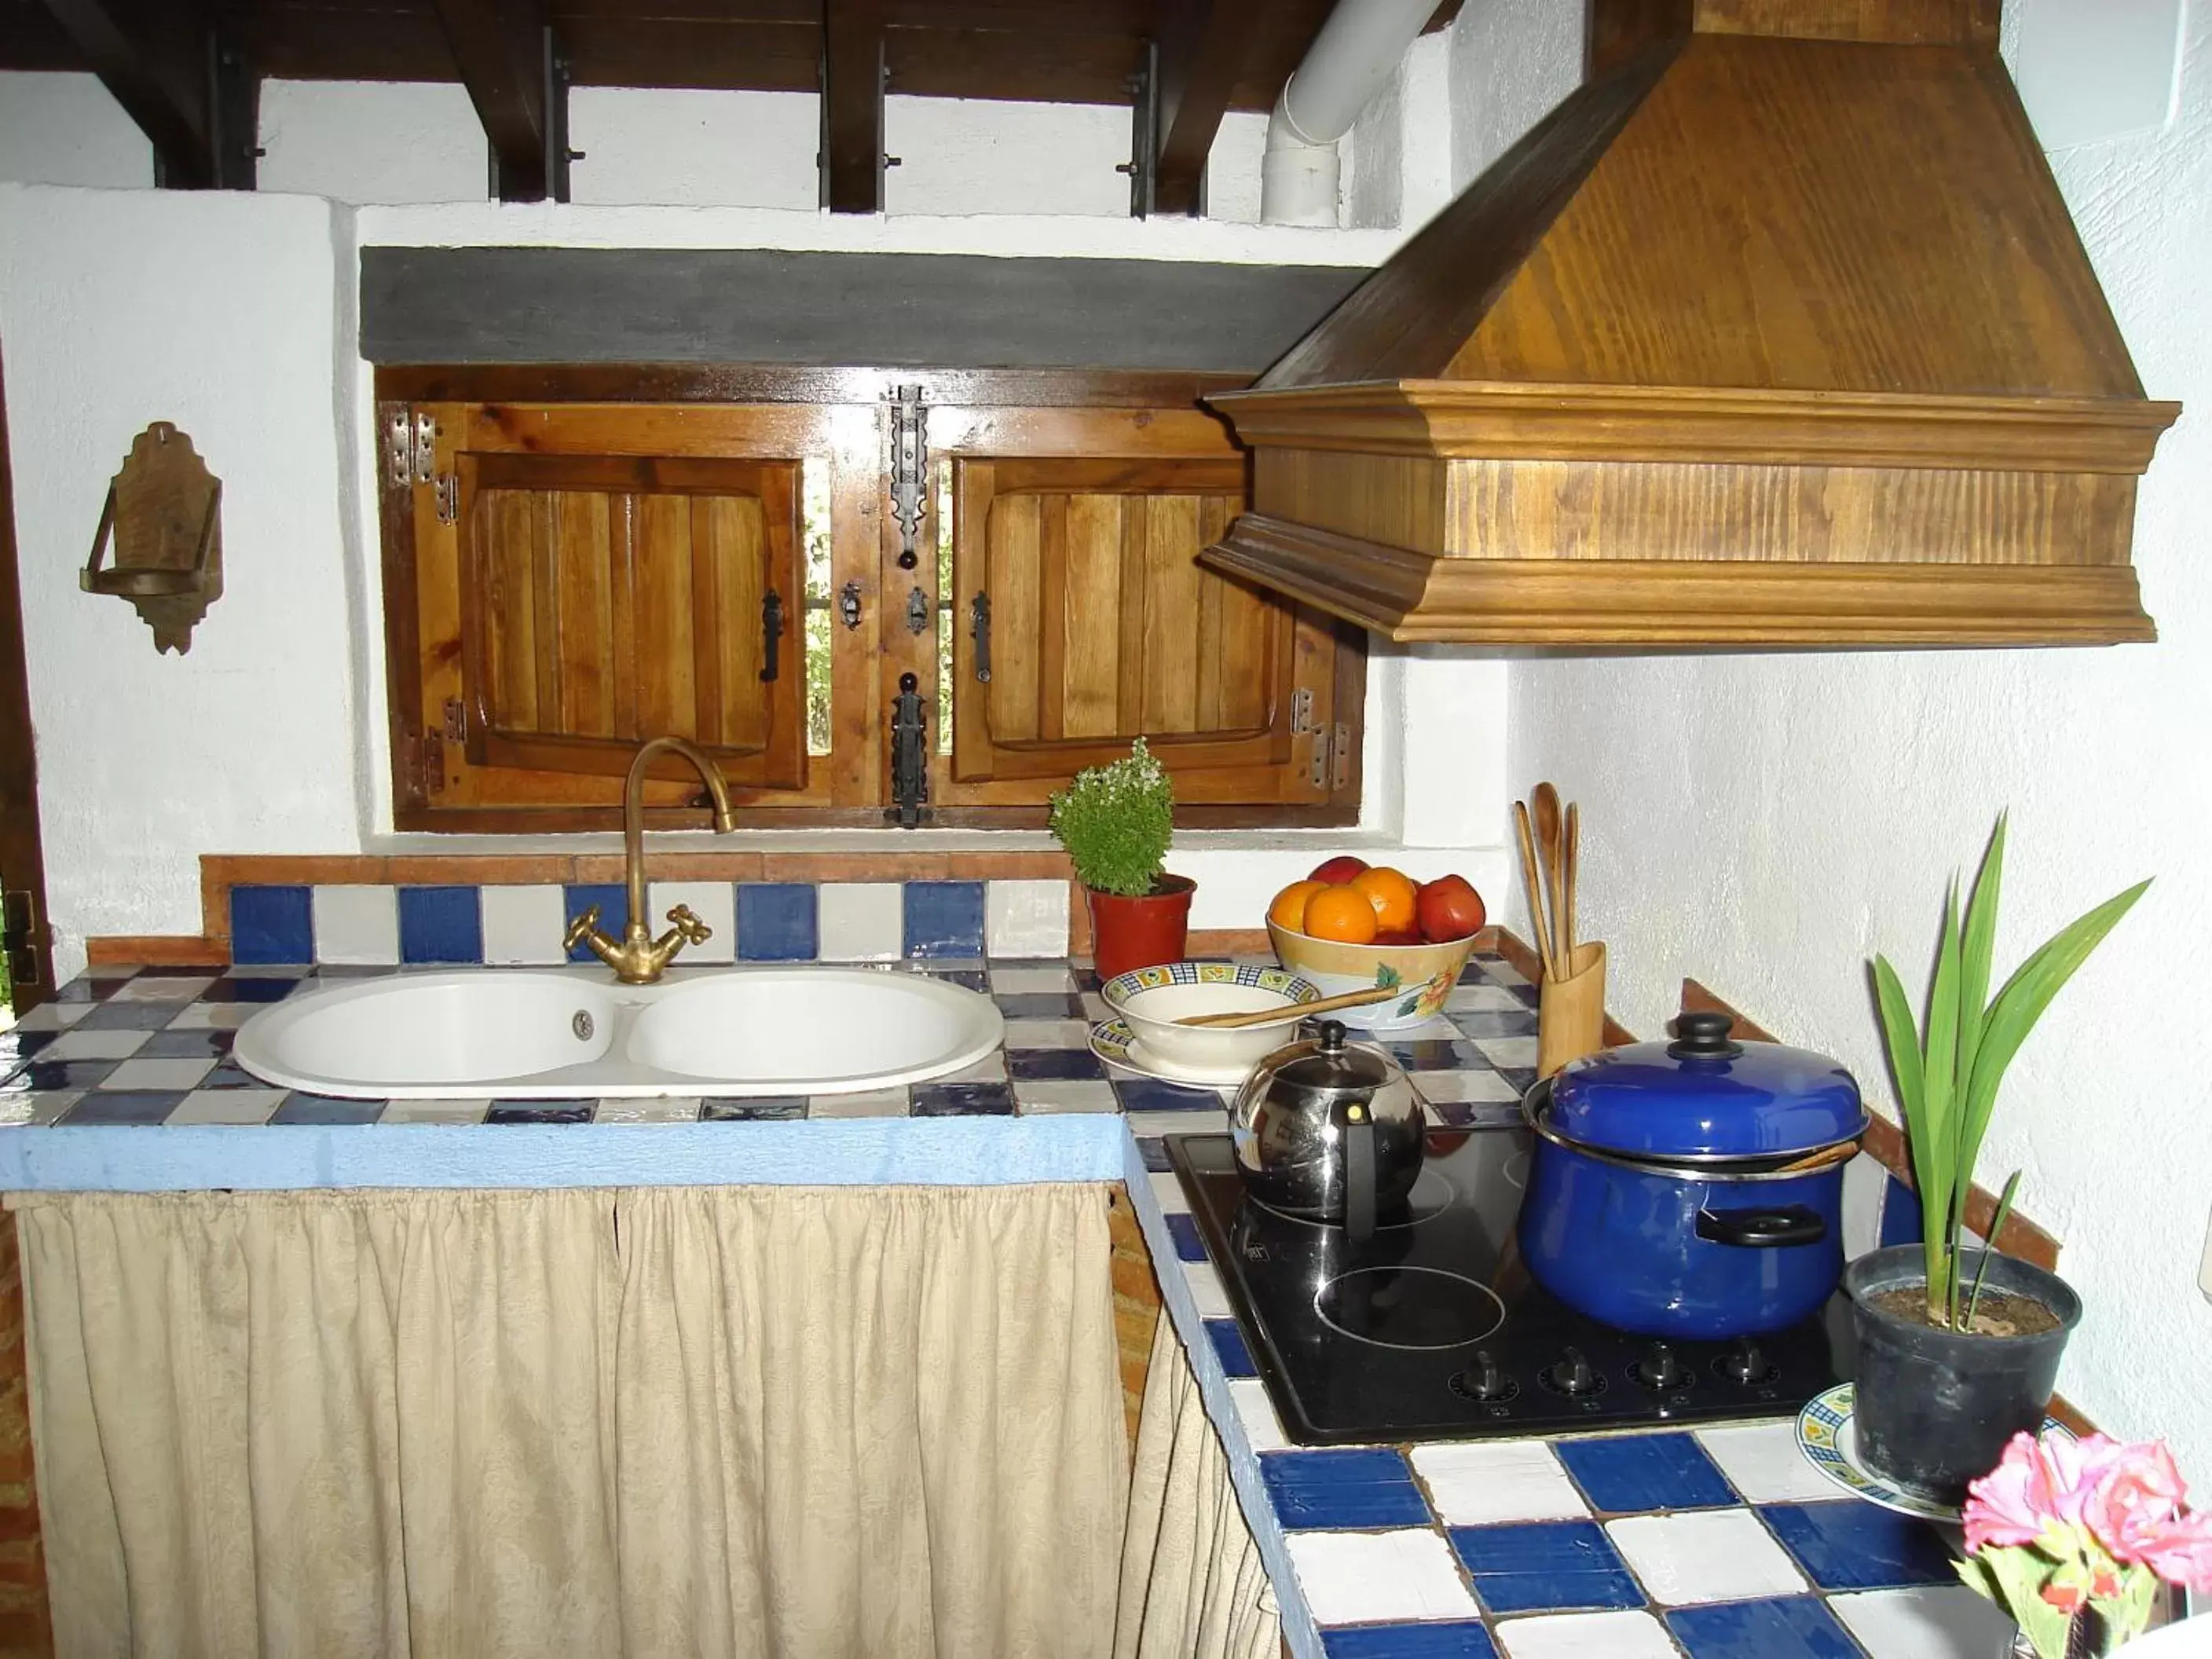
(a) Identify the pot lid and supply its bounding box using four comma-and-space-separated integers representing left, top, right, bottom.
1253, 1020, 1401, 1097
1545, 1013, 1865, 1160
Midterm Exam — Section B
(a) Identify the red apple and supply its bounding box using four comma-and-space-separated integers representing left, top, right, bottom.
1309, 855, 1370, 885
1416, 874, 1487, 943
1372, 928, 1423, 947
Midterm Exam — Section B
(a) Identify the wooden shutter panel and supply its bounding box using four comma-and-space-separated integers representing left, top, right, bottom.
457, 452, 806, 790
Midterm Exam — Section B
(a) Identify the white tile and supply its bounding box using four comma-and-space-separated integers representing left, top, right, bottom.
1226, 1378, 1292, 1454
165, 1003, 257, 1030
1604, 1509, 1806, 1606
1395, 1016, 1465, 1041
310, 885, 399, 965
647, 882, 736, 965
376, 1097, 493, 1124
1003, 1018, 1090, 1049
112, 974, 214, 1002
1012, 1079, 1119, 1113
1080, 993, 1111, 1021
1411, 1440, 1591, 1527
808, 1087, 908, 1117
1496, 1610, 1679, 1658
985, 879, 1070, 958
1694, 1421, 1840, 1505
1485, 961, 1533, 988
1411, 1068, 1522, 1104
1146, 1170, 1191, 1214
990, 965, 1077, 994
168, 1089, 286, 1125
1446, 983, 1526, 1014
1125, 1109, 1229, 1138
1286, 1529, 1480, 1625
12, 1002, 90, 1030
1476, 1036, 1539, 1071
1829, 1586, 2018, 1659
0, 1090, 79, 1126
42, 1028, 152, 1061
479, 885, 570, 966
1183, 1261, 1232, 1318
100, 1057, 215, 1091
937, 1051, 1007, 1084
817, 883, 903, 961
580, 1097, 698, 1123
1842, 1149, 1892, 1260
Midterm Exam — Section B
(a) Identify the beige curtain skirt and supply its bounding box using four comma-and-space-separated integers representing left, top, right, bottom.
12, 1185, 1138, 1659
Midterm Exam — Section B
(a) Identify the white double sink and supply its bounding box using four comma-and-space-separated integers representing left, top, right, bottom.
233, 967, 1006, 1101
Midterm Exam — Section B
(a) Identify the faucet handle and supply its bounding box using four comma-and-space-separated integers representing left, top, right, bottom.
563, 904, 603, 953
666, 904, 712, 947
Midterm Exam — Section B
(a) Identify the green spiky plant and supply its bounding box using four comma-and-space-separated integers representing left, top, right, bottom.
1871, 815, 2148, 1331
1048, 738, 1175, 898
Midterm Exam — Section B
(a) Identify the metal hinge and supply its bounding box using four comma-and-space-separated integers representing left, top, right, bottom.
1308, 722, 1353, 792
419, 729, 446, 799
434, 473, 460, 524
1290, 687, 1315, 734
886, 385, 927, 571
384, 406, 436, 489
441, 697, 467, 742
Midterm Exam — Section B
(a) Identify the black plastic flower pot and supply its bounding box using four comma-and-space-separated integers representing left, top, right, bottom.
1844, 1243, 2083, 1508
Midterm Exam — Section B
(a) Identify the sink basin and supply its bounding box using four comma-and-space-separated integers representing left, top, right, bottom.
233, 968, 1005, 1101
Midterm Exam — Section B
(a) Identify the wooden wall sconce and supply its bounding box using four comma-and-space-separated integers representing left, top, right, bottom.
80, 422, 223, 654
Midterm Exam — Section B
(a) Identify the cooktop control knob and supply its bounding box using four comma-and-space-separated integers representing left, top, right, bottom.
1717, 1337, 1777, 1386
1470, 1351, 1509, 1400
1547, 1346, 1599, 1396
1637, 1341, 1686, 1390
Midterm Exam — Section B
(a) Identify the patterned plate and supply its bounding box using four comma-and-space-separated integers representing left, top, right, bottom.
1796, 1382, 2072, 1522
1088, 1020, 1250, 1091
1099, 960, 1323, 1008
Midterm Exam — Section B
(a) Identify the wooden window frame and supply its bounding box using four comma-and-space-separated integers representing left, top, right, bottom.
376, 364, 1365, 833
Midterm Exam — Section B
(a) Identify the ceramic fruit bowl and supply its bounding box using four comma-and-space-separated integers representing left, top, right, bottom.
1101, 961, 1323, 1078
1265, 921, 1481, 1032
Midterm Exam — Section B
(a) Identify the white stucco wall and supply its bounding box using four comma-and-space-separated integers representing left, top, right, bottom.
1507, 8, 2212, 1463
0, 185, 364, 980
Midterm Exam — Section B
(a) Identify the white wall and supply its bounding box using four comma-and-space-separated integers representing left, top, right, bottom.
0, 185, 364, 980
1507, 6, 2212, 1464
0, 71, 148, 189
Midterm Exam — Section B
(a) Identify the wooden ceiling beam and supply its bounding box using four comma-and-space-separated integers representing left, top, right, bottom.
430, 0, 550, 201
820, 0, 886, 214
1151, 0, 1269, 216
35, 0, 222, 186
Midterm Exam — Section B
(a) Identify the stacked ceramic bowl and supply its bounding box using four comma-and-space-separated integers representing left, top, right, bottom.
1095, 961, 1323, 1089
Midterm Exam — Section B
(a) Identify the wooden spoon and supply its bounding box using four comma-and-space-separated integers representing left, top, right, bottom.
1177, 983, 1399, 1029
1513, 798, 1559, 980
1532, 782, 1566, 975
1772, 1140, 1862, 1175
1563, 800, 1580, 961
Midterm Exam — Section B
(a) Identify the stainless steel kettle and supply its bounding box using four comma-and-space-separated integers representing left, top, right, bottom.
1229, 1020, 1423, 1241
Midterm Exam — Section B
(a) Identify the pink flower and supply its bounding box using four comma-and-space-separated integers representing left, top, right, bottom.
2085, 1441, 2190, 1565
2133, 1510, 2212, 1591
1965, 1433, 2128, 1551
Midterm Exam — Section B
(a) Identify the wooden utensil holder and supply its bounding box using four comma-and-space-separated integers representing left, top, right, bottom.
1537, 941, 1607, 1079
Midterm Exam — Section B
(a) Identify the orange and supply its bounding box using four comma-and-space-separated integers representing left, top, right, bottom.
1302, 885, 1379, 944
1269, 879, 1328, 932
1349, 866, 1419, 933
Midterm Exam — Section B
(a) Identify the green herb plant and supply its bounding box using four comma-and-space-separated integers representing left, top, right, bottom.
1871, 815, 2148, 1330
1048, 738, 1174, 898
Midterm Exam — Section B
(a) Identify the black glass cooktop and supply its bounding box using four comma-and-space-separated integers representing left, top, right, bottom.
1168, 1129, 1847, 1446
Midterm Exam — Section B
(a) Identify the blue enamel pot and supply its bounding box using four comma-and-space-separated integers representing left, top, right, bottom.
1518, 1013, 1866, 1340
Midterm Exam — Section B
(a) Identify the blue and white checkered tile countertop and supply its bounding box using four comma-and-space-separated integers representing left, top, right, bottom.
0, 951, 1542, 1130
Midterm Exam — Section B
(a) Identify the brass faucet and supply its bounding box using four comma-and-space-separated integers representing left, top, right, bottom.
565, 735, 740, 983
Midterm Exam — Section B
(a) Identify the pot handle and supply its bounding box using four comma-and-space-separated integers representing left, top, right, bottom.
1695, 1205, 1827, 1248
1345, 1108, 1376, 1245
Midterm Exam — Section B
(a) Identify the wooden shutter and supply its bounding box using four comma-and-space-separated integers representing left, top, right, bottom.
457, 452, 805, 789
947, 452, 1353, 808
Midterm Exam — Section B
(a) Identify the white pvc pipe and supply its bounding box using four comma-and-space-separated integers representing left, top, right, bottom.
1262, 0, 1440, 226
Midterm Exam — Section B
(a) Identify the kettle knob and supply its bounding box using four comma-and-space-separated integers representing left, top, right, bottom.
1317, 1020, 1347, 1053
1668, 1011, 1745, 1060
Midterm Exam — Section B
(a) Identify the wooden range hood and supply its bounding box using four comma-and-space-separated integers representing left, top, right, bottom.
1202, 0, 2181, 646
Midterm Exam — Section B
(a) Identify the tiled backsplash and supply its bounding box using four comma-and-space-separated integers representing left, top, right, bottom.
229, 879, 1071, 967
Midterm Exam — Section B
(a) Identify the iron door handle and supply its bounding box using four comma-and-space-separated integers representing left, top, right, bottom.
1694, 1206, 1828, 1247
970, 591, 991, 683
760, 590, 784, 683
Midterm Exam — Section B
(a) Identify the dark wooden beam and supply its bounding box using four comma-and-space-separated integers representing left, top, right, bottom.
820, 0, 886, 214
1152, 0, 1266, 216
430, 0, 548, 202
35, 0, 218, 186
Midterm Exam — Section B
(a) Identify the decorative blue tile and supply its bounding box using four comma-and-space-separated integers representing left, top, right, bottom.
1759, 1503, 1956, 1591
270, 1093, 387, 1124
1878, 1175, 1923, 1248
1449, 1522, 1644, 1614
910, 1082, 1016, 1116
994, 992, 1090, 1020
1137, 1137, 1173, 1171
397, 886, 484, 965
737, 884, 818, 961
1388, 1038, 1488, 1071
1112, 1078, 1225, 1112
230, 885, 314, 965
197, 975, 302, 1005
1261, 1448, 1430, 1530
135, 1028, 236, 1059
701, 1097, 805, 1120
49, 972, 127, 1003
1164, 1212, 1207, 1262
196, 1064, 267, 1090
3, 1059, 119, 1093
1206, 1318, 1256, 1378
1666, 1596, 1860, 1659
1007, 1048, 1108, 1081
1557, 1434, 1738, 1514
60, 1091, 181, 1125
79, 999, 192, 1029
1447, 1010, 1540, 1038
903, 881, 986, 958
563, 884, 628, 964
487, 1100, 597, 1124
1321, 1624, 1497, 1658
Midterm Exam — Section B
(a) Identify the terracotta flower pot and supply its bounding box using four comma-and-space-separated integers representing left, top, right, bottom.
1086, 874, 1196, 981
